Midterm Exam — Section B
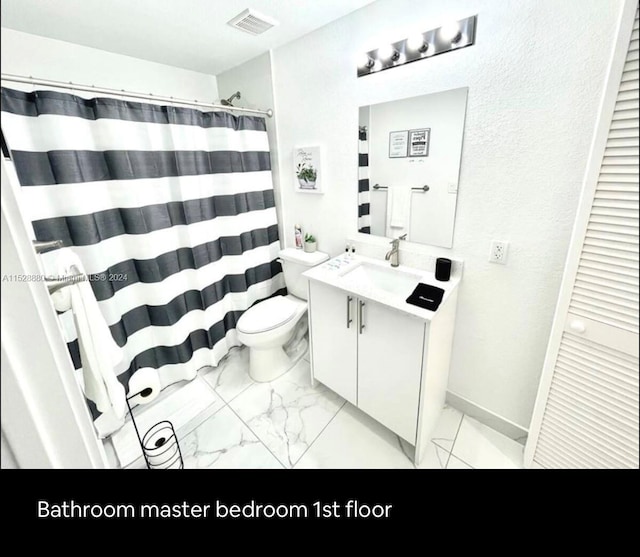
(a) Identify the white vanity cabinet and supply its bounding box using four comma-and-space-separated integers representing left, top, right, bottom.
357, 297, 425, 444
307, 269, 459, 464
307, 280, 358, 406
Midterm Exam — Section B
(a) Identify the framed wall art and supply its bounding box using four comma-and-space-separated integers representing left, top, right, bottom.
388, 130, 409, 158
409, 128, 431, 157
294, 146, 322, 193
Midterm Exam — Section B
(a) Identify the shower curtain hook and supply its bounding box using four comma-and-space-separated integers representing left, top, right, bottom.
171, 95, 179, 112
67, 80, 76, 98
90, 84, 96, 103
167, 95, 176, 121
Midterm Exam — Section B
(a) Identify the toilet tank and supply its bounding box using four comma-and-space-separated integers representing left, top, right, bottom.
279, 248, 329, 299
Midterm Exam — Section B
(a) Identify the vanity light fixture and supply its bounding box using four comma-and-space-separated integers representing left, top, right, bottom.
357, 15, 476, 77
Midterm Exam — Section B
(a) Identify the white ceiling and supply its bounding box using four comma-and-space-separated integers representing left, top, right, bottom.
0, 0, 376, 75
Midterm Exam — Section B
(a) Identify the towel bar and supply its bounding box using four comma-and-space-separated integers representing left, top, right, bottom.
373, 184, 429, 192
45, 273, 85, 294
33, 239, 64, 253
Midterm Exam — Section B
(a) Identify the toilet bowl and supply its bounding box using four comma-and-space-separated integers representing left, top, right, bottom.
237, 248, 329, 382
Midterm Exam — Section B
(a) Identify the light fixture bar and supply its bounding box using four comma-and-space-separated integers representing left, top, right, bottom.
357, 15, 477, 78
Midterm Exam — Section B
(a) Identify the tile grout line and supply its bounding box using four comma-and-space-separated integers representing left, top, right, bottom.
224, 401, 286, 469
444, 413, 466, 469
176, 398, 230, 451
220, 355, 297, 467
227, 382, 254, 404
448, 454, 475, 470
199, 353, 257, 406
290, 399, 348, 469
174, 360, 250, 458
213, 379, 255, 406
226, 352, 340, 469
290, 343, 347, 468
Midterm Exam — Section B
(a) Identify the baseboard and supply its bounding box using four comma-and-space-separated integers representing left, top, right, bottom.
446, 391, 528, 445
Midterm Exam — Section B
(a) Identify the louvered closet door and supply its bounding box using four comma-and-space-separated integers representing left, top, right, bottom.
529, 8, 639, 469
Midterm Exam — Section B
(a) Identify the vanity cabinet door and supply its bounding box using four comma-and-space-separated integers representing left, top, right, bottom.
308, 281, 357, 405
357, 300, 426, 444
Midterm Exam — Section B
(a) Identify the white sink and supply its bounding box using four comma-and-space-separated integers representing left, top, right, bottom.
341, 262, 422, 296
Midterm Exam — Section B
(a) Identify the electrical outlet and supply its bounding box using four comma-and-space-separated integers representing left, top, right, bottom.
489, 241, 509, 264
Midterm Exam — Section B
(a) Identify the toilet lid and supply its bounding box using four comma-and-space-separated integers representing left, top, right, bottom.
237, 296, 299, 334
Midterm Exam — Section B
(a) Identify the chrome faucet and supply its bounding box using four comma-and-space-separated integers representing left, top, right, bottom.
385, 234, 407, 267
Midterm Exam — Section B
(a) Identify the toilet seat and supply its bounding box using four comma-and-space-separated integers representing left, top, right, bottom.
237, 296, 299, 334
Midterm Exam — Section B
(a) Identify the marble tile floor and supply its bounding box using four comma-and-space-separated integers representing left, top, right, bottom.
170, 345, 525, 470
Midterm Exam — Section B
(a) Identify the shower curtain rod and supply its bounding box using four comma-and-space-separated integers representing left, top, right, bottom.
0, 73, 274, 118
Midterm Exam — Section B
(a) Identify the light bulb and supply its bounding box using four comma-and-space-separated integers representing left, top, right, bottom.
439, 20, 462, 43
407, 34, 428, 52
372, 59, 383, 72
377, 44, 396, 60
394, 52, 407, 64
358, 53, 375, 69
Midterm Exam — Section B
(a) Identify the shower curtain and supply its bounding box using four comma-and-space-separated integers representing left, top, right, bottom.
358, 126, 371, 233
1, 86, 285, 403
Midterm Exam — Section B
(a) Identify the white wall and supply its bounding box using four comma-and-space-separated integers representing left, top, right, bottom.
216, 52, 284, 244
1, 28, 218, 101
368, 88, 467, 246
271, 0, 623, 427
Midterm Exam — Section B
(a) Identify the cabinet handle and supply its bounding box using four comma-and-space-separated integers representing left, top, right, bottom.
346, 296, 353, 328
359, 300, 365, 334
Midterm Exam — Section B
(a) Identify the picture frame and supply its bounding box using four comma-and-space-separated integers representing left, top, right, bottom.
294, 146, 323, 194
409, 128, 431, 157
388, 130, 409, 158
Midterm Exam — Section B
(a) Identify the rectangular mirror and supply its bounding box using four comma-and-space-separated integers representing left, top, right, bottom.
357, 87, 468, 248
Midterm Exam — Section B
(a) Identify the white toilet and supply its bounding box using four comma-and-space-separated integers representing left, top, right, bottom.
236, 248, 329, 382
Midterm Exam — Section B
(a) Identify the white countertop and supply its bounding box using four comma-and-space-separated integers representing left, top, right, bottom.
303, 254, 460, 322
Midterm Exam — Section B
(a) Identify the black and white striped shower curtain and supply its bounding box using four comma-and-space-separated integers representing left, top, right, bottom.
358, 126, 371, 233
1, 87, 285, 395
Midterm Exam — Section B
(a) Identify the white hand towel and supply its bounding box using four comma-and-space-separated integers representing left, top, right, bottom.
56, 249, 126, 421
386, 187, 412, 233
94, 408, 126, 439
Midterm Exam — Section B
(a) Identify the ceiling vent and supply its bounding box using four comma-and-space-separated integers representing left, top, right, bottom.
227, 8, 279, 36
